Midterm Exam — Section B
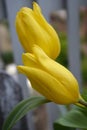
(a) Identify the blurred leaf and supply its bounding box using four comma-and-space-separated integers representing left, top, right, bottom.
54, 122, 75, 130
81, 57, 87, 84
2, 96, 50, 130
1, 52, 14, 65
56, 32, 68, 67
55, 106, 87, 129
82, 88, 87, 101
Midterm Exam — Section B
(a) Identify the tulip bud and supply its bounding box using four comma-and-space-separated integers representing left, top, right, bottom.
15, 2, 60, 59
17, 45, 80, 105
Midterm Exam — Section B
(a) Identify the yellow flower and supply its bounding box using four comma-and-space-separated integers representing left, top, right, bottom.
15, 2, 60, 59
17, 45, 80, 105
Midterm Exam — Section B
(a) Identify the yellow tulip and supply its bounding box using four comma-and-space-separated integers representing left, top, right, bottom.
17, 45, 80, 105
15, 2, 60, 59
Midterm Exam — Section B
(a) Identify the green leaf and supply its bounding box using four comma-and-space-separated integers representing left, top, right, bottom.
2, 96, 50, 130
55, 106, 87, 129
53, 122, 75, 130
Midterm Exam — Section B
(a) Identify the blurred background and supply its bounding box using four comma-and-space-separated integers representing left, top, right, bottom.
0, 0, 87, 130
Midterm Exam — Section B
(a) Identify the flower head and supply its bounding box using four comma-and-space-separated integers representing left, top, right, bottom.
16, 2, 81, 105
15, 2, 60, 59
17, 45, 80, 105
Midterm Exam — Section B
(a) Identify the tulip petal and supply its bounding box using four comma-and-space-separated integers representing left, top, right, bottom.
16, 10, 44, 51
22, 53, 42, 69
33, 2, 59, 40
15, 3, 60, 59
33, 2, 41, 13
33, 2, 60, 58
16, 14, 30, 51
32, 45, 79, 100
16, 10, 54, 57
17, 66, 78, 104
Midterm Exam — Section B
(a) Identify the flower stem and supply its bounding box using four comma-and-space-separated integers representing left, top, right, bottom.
78, 99, 87, 107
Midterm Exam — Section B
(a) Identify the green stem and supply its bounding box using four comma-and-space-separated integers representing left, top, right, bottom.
78, 99, 87, 107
